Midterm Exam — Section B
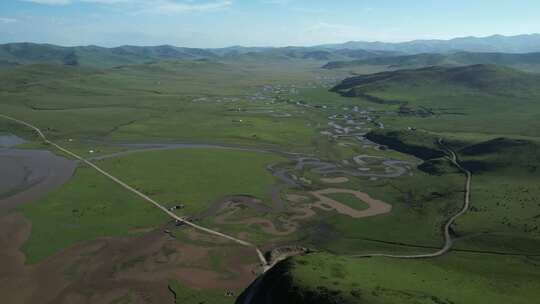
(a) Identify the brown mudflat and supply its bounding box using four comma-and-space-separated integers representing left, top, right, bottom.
320, 176, 349, 184
0, 149, 76, 213
310, 188, 392, 218
0, 213, 258, 304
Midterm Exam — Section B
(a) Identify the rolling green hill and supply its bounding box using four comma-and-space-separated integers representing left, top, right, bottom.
331, 64, 540, 99
7, 42, 540, 73
0, 43, 77, 66
240, 133, 540, 304
459, 137, 540, 175
329, 64, 540, 138
0, 43, 221, 68
238, 252, 540, 304
0, 43, 395, 68
3, 40, 540, 304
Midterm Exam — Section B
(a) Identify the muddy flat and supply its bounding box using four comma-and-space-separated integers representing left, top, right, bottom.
320, 177, 349, 184
310, 188, 392, 218
0, 212, 258, 304
0, 149, 76, 212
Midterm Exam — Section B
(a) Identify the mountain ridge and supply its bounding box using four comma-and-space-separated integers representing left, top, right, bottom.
318, 33, 540, 54
3, 33, 540, 68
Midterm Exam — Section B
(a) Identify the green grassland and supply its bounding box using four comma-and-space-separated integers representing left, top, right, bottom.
20, 164, 166, 264
331, 65, 540, 138
168, 280, 236, 304
297, 166, 465, 255
248, 252, 540, 304
20, 148, 284, 263
0, 60, 335, 151
452, 138, 540, 254
325, 193, 370, 211
250, 64, 540, 303
99, 148, 283, 214
3, 54, 540, 303
326, 138, 540, 255
324, 65, 540, 254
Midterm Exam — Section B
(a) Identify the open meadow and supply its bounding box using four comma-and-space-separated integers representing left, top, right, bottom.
1, 52, 539, 303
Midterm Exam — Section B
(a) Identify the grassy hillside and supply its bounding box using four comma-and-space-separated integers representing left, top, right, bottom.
331, 64, 540, 138
0, 43, 77, 66
242, 132, 540, 302
360, 127, 540, 252
0, 42, 397, 69
9, 42, 540, 72
332, 64, 540, 97
0, 43, 220, 68
240, 253, 540, 304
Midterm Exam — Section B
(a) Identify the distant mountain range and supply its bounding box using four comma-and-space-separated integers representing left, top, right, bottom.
2, 34, 540, 69
0, 42, 402, 68
319, 34, 540, 54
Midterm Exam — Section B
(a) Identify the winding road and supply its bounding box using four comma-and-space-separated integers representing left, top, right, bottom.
351, 141, 472, 259
239, 142, 473, 304
1, 111, 472, 277
0, 114, 271, 272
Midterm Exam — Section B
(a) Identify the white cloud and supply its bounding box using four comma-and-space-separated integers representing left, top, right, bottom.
150, 0, 233, 14
21, 0, 233, 14
0, 17, 18, 24
261, 0, 290, 4
22, 0, 72, 5
81, 0, 131, 3
292, 7, 326, 14
23, 0, 133, 4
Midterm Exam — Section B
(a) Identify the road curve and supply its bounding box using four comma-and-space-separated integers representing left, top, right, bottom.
0, 114, 270, 271
351, 140, 472, 259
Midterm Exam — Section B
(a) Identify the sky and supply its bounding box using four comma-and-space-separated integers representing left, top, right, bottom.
0, 0, 539, 48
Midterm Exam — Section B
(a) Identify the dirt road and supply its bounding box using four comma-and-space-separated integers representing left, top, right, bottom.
351, 141, 472, 259
0, 114, 270, 271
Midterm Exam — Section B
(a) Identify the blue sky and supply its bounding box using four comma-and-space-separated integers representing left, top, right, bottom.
0, 0, 539, 47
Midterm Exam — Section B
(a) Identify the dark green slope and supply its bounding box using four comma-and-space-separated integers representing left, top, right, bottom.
459, 137, 540, 174
237, 252, 540, 304
0, 43, 78, 66
324, 53, 448, 69
0, 43, 219, 68
331, 64, 540, 98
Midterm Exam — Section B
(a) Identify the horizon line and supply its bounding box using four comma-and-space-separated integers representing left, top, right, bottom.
1, 33, 539, 50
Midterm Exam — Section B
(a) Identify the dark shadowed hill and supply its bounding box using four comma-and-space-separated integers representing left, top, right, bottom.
459, 138, 540, 174
331, 64, 540, 98
0, 43, 78, 66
